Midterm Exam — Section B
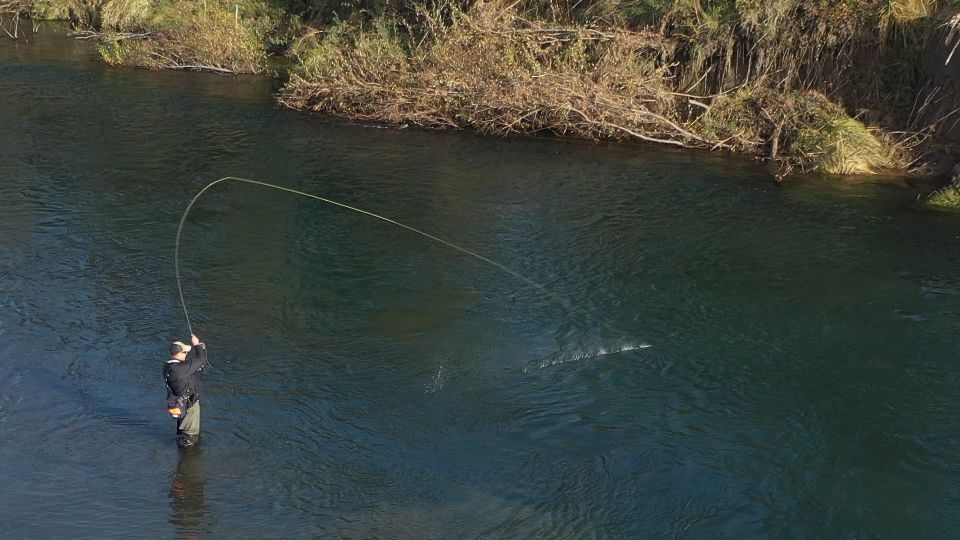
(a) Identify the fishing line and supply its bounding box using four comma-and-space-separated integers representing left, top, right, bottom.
175, 176, 639, 359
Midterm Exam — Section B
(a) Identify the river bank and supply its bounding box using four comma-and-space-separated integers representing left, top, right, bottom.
4, 0, 960, 204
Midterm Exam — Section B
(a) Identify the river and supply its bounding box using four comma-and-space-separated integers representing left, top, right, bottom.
2, 27, 959, 538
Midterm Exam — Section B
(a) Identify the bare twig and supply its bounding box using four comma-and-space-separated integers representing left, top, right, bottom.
149, 51, 236, 73
602, 121, 695, 147
688, 99, 710, 111
68, 30, 152, 41
944, 14, 960, 65
666, 81, 747, 100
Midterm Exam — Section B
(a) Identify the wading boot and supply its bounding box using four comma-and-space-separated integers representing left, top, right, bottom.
177, 432, 199, 448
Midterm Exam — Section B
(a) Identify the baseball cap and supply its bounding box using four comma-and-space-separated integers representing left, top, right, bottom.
170, 341, 192, 355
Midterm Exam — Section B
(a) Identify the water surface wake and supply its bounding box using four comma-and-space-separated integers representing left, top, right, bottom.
523, 341, 651, 373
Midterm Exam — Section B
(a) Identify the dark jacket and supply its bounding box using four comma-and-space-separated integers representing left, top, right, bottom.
164, 343, 206, 406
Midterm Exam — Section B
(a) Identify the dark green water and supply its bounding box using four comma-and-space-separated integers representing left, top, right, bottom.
2, 28, 960, 539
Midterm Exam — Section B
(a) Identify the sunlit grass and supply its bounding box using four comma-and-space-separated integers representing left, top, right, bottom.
928, 186, 960, 209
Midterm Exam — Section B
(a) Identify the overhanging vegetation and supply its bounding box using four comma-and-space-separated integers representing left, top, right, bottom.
4, 0, 960, 183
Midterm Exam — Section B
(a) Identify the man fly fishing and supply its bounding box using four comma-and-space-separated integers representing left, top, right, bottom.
165, 334, 206, 448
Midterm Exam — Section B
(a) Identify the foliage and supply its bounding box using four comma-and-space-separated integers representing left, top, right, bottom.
699, 88, 895, 174
97, 0, 271, 72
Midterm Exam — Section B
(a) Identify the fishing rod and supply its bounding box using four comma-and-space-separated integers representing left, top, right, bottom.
175, 176, 638, 357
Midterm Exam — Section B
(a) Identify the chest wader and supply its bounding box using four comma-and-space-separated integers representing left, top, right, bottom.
176, 400, 201, 448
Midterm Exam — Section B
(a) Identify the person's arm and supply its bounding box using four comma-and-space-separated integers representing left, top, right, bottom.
187, 333, 206, 373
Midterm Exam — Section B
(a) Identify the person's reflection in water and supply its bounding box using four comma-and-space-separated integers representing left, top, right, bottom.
169, 447, 209, 538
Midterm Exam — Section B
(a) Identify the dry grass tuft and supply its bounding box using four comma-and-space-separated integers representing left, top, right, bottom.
928, 186, 960, 208
700, 88, 897, 175
99, 0, 148, 29
884, 0, 935, 24
97, 0, 269, 73
928, 166, 960, 208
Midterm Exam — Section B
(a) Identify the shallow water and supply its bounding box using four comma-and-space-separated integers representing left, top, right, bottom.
2, 27, 960, 538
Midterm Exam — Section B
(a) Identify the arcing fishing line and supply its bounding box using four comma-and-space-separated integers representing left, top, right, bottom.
175, 176, 639, 353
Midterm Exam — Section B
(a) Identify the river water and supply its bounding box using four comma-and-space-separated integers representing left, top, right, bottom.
2, 28, 959, 539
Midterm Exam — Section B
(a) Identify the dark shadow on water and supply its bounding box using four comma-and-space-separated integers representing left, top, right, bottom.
169, 446, 209, 539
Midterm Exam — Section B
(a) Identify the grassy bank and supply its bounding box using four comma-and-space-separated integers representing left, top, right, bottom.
5, 0, 295, 72
280, 0, 918, 176
5, 0, 960, 182
281, 4, 713, 147
93, 0, 274, 74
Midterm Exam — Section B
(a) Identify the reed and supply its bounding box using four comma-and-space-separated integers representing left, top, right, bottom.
0, 0, 30, 38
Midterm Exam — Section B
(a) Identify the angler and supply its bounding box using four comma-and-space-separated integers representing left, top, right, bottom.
164, 334, 206, 448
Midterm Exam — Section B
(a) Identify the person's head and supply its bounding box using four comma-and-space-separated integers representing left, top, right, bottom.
170, 341, 192, 360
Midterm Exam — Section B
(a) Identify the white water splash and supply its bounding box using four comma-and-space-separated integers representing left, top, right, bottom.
523, 342, 651, 373
423, 363, 448, 394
